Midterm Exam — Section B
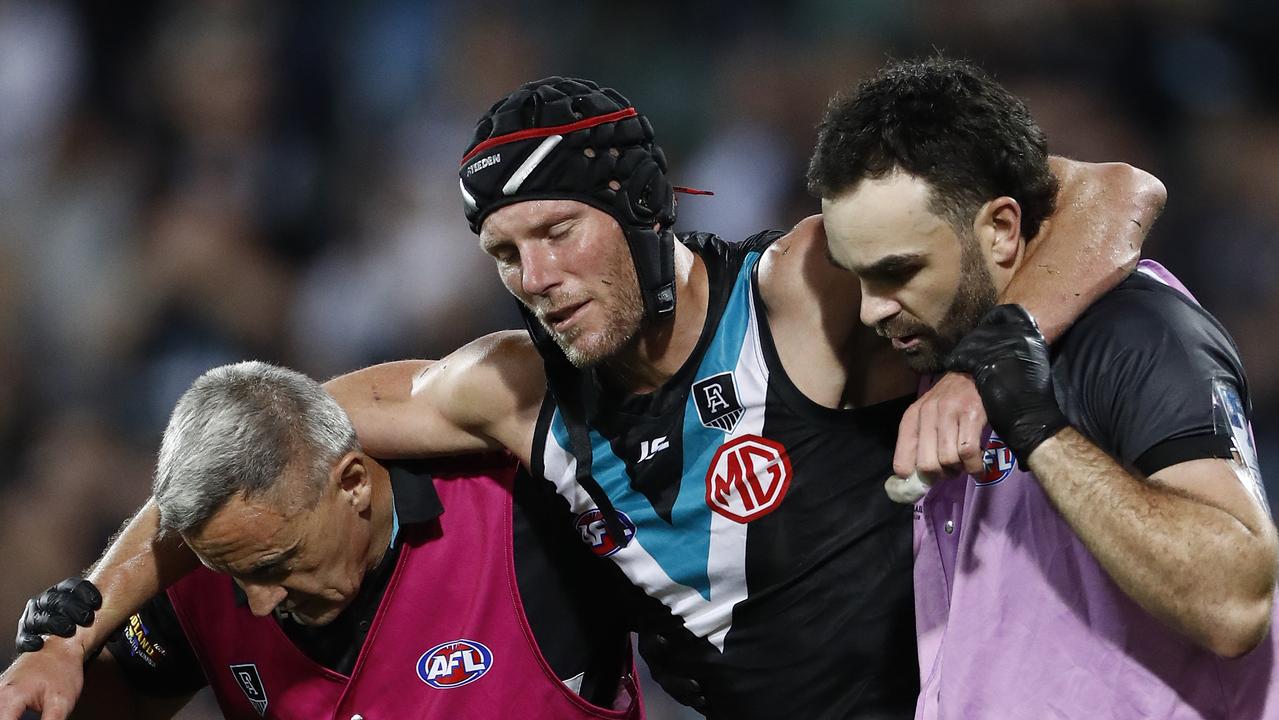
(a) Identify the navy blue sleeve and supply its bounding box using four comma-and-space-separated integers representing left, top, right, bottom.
1050, 272, 1250, 476
102, 593, 208, 698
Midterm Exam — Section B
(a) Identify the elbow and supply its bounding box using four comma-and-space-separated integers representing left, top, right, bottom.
1119, 162, 1166, 211
1203, 590, 1274, 658
1105, 161, 1167, 229
1089, 161, 1167, 270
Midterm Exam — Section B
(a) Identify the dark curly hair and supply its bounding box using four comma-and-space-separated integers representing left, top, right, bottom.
807, 56, 1058, 241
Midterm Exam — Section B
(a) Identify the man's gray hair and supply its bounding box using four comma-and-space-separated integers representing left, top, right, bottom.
154, 361, 360, 535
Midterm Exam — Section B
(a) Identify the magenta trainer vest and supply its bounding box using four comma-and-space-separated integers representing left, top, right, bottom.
168, 458, 643, 720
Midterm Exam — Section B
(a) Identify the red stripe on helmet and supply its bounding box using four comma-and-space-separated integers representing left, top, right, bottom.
460, 107, 639, 166
673, 185, 714, 196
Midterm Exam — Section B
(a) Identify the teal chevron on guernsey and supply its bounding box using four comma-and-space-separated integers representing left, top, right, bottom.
541, 251, 765, 650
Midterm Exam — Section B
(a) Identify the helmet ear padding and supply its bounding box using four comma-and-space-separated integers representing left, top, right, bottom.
459, 76, 677, 321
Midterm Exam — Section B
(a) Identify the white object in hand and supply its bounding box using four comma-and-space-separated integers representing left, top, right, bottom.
885, 471, 933, 504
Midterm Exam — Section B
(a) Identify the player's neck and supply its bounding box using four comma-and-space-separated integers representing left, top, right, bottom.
604, 246, 708, 394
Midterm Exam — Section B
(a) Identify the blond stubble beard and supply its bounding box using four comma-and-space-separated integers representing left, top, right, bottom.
554, 287, 644, 369
540, 259, 646, 369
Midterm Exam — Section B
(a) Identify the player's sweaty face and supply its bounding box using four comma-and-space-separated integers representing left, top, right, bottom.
480, 199, 644, 367
822, 171, 996, 373
184, 480, 369, 627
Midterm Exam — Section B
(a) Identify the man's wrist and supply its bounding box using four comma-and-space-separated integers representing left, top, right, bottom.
1025, 425, 1072, 469
994, 396, 1068, 461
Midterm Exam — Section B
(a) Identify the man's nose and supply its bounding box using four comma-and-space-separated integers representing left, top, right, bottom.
242, 583, 287, 617
860, 287, 902, 328
520, 244, 563, 297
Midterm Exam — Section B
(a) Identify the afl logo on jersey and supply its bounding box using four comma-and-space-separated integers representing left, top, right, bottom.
416, 639, 494, 689
575, 508, 637, 557
705, 434, 792, 522
978, 433, 1017, 486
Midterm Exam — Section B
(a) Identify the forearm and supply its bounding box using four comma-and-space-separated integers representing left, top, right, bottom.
1028, 428, 1275, 656
1004, 158, 1166, 341
81, 502, 197, 653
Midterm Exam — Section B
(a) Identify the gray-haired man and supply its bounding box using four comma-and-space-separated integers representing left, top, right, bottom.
24, 362, 639, 719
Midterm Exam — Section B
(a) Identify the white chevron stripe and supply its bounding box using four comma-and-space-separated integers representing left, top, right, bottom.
502, 135, 563, 196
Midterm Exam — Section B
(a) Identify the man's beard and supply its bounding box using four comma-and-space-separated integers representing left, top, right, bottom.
880, 240, 997, 374
552, 306, 643, 368
534, 282, 645, 369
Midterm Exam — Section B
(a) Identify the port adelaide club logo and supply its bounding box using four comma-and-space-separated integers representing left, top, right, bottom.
417, 639, 494, 689
692, 372, 745, 432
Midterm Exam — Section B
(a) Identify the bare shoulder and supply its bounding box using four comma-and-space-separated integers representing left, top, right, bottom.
756, 215, 834, 311
419, 330, 546, 437
751, 215, 885, 407
755, 214, 860, 339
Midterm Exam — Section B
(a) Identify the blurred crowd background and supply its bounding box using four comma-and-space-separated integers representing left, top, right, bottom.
1, 1, 1276, 717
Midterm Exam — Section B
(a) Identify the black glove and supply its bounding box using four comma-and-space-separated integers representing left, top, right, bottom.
14, 577, 102, 654
637, 632, 709, 714
946, 304, 1069, 460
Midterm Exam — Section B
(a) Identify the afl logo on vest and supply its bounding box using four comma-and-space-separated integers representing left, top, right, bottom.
705, 434, 792, 522
417, 639, 494, 689
978, 433, 1017, 486
575, 508, 637, 557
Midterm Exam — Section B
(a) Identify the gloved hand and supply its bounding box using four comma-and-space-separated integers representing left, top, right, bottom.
945, 304, 1068, 460
637, 632, 709, 714
14, 578, 101, 654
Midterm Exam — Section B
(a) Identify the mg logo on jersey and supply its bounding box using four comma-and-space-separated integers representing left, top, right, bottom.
228, 663, 268, 716
978, 433, 1017, 486
705, 434, 792, 522
693, 372, 745, 432
417, 639, 494, 689
575, 508, 637, 557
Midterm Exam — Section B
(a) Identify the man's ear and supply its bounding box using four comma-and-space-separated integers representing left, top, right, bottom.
976, 196, 1023, 268
333, 452, 371, 513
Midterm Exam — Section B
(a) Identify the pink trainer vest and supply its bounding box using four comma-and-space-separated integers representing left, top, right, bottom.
168, 457, 643, 720
914, 261, 1278, 719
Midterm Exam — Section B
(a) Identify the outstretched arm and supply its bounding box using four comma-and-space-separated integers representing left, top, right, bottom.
895, 158, 1167, 482
0, 506, 194, 720
324, 331, 546, 462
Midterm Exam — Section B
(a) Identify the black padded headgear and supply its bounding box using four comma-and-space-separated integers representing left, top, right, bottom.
459, 77, 696, 550
459, 76, 677, 321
